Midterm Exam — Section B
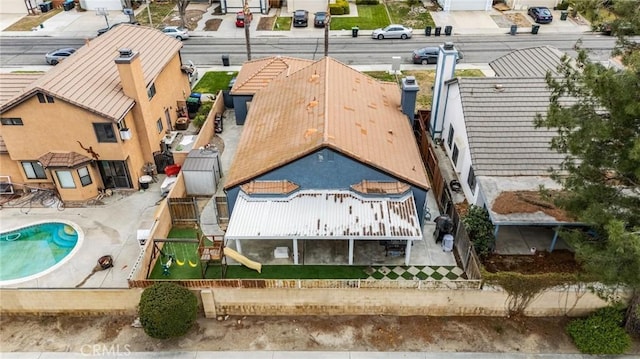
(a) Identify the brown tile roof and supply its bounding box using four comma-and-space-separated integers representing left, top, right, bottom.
224, 57, 430, 190
0, 73, 43, 105
230, 56, 314, 95
240, 180, 300, 194
0, 25, 183, 122
351, 180, 411, 195
38, 152, 92, 168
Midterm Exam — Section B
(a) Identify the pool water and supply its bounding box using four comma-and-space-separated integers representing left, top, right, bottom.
0, 222, 80, 283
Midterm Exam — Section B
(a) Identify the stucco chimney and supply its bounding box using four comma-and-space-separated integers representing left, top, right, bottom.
401, 76, 419, 125
115, 48, 147, 101
430, 42, 459, 139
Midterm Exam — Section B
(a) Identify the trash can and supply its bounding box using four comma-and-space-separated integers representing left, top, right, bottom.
434, 26, 441, 36
39, 1, 52, 12
63, 0, 74, 11
531, 24, 540, 34
444, 25, 452, 36
510, 24, 517, 35
139, 175, 153, 190
221, 54, 229, 66
425, 26, 432, 36
560, 11, 568, 21
351, 26, 359, 37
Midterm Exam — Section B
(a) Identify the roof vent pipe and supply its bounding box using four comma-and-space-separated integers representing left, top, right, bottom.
443, 42, 454, 50
118, 48, 133, 58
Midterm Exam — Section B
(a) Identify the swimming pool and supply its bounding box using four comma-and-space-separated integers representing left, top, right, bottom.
0, 221, 83, 285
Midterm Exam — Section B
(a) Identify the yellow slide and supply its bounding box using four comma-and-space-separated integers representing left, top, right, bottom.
224, 248, 262, 273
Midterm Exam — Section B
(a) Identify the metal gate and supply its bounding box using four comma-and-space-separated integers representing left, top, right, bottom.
168, 197, 200, 225
214, 196, 229, 229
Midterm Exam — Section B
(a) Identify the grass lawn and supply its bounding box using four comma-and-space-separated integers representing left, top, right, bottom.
274, 16, 291, 30
192, 71, 238, 94
386, 1, 435, 29
135, 2, 176, 28
330, 5, 388, 30
4, 8, 62, 31
365, 69, 485, 109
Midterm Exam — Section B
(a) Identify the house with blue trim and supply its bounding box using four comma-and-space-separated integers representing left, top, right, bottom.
223, 56, 430, 265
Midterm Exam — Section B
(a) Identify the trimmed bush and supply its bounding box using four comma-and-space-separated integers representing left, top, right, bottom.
355, 0, 378, 4
329, 0, 350, 15
567, 306, 631, 354
138, 282, 198, 339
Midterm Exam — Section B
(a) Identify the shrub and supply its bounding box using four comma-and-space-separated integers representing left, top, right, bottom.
138, 282, 198, 339
192, 101, 213, 129
355, 0, 378, 4
461, 205, 495, 259
329, 3, 344, 15
567, 306, 631, 354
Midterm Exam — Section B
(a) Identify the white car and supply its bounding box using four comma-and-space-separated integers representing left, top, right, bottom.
371, 24, 413, 40
162, 26, 189, 40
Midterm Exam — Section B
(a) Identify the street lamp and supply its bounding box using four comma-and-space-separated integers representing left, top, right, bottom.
244, 0, 252, 61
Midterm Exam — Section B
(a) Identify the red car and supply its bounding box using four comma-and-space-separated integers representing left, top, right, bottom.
236, 11, 251, 27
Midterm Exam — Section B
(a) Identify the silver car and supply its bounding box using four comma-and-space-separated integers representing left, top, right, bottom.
45, 47, 76, 65
371, 24, 413, 40
162, 26, 189, 40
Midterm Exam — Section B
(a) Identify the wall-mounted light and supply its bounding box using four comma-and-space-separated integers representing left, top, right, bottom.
120, 128, 132, 140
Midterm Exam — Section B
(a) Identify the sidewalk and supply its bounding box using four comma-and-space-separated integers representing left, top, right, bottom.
0, 4, 592, 39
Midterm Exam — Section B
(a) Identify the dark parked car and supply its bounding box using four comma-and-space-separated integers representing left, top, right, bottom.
527, 6, 553, 24
314, 12, 327, 28
293, 9, 309, 27
412, 46, 463, 65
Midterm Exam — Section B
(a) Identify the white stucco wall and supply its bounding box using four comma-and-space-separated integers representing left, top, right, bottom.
1, 0, 28, 14
80, 0, 122, 11
438, 0, 492, 11
441, 82, 481, 206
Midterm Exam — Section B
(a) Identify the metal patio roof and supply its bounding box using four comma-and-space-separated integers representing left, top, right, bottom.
225, 190, 423, 240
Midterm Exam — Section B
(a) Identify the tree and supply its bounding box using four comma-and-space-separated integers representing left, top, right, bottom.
138, 282, 198, 339
176, 0, 191, 29
534, 4, 640, 334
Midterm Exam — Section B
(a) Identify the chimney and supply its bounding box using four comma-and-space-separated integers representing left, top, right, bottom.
430, 42, 459, 140
401, 76, 419, 125
115, 48, 147, 101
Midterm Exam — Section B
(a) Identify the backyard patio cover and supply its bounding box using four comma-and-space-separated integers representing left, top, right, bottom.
225, 189, 423, 265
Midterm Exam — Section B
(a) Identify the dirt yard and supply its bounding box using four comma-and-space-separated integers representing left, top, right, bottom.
2, 313, 638, 354
0, 314, 590, 352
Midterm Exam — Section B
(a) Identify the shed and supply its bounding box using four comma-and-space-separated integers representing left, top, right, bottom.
182, 148, 222, 196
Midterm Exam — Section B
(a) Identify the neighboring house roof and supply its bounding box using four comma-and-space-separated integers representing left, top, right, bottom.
38, 151, 92, 168
0, 73, 43, 105
455, 77, 567, 177
0, 25, 183, 122
230, 56, 314, 95
224, 57, 430, 190
226, 190, 423, 240
489, 46, 565, 77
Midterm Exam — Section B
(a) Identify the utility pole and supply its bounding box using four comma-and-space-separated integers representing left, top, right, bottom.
244, 0, 252, 61
324, 6, 331, 57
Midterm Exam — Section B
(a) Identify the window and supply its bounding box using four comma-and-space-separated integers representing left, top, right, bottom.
467, 166, 476, 194
1, 118, 23, 125
22, 161, 46, 179
147, 83, 156, 100
452, 144, 459, 166
36, 93, 54, 103
56, 170, 75, 189
93, 123, 117, 143
78, 166, 92, 186
156, 118, 163, 133
447, 125, 454, 150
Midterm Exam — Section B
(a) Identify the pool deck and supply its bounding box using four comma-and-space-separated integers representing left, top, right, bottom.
0, 187, 162, 289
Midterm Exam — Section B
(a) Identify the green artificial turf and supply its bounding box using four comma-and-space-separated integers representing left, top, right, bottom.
330, 5, 388, 30
192, 71, 238, 95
